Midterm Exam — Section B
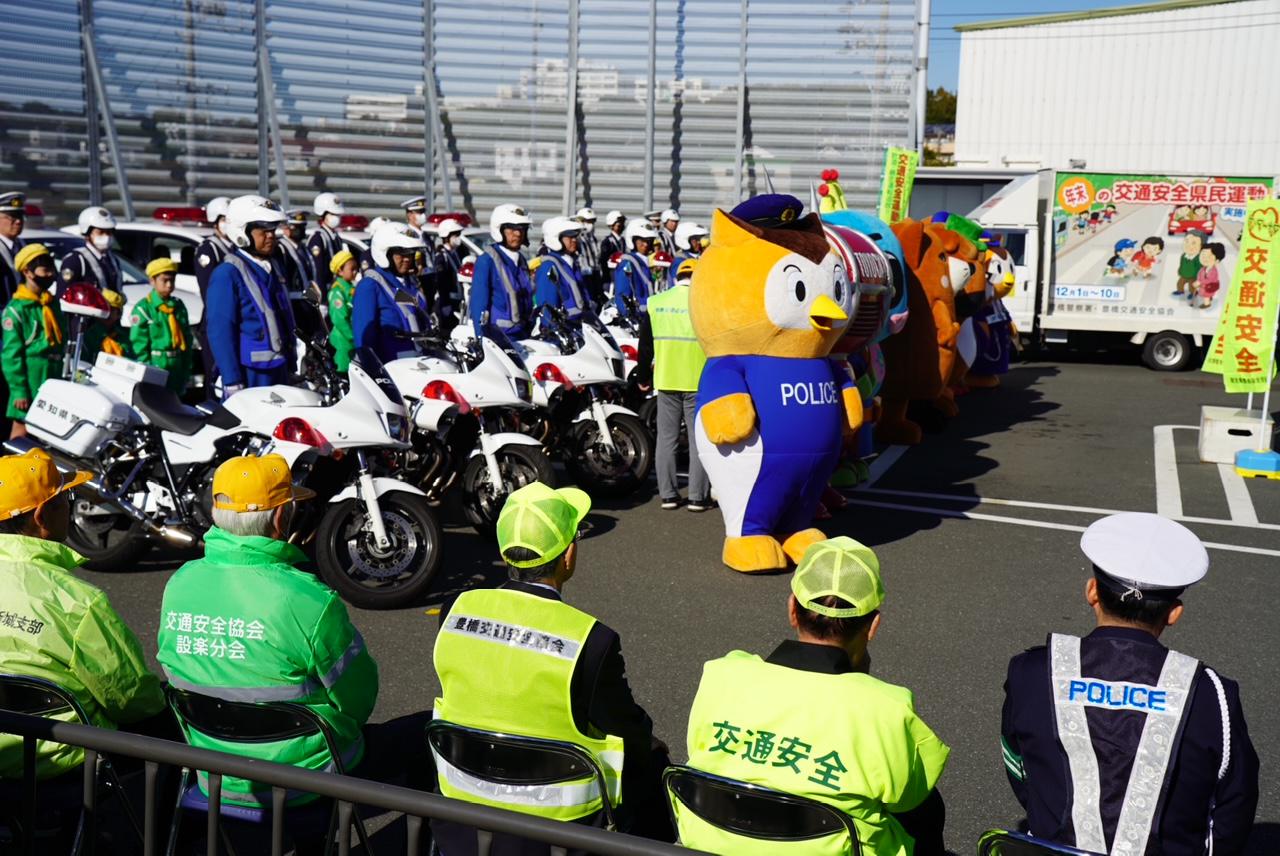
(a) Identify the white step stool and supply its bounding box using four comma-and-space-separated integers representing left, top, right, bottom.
1198, 406, 1275, 464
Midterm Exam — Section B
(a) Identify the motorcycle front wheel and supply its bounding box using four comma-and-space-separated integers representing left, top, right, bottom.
314, 493, 442, 610
567, 412, 653, 497
66, 492, 150, 570
460, 444, 556, 534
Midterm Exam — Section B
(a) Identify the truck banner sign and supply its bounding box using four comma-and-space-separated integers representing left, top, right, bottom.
1202, 200, 1280, 391
878, 147, 918, 224
1047, 173, 1274, 327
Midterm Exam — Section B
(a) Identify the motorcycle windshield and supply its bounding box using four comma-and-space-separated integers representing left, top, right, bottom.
352, 347, 405, 406
480, 324, 530, 372
581, 310, 620, 350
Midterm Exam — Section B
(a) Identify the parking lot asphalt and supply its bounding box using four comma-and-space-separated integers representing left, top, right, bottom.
82, 354, 1280, 853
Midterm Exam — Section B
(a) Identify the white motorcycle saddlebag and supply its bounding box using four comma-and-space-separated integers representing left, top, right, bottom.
25, 380, 140, 457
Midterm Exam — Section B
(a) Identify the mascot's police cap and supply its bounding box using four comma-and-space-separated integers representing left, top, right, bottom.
0, 192, 25, 217
730, 194, 805, 229
1081, 512, 1207, 602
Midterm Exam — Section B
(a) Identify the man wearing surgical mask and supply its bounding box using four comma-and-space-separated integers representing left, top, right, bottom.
307, 192, 347, 293
58, 207, 122, 297
431, 218, 465, 329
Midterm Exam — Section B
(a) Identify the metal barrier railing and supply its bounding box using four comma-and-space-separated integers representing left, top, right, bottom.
0, 710, 698, 856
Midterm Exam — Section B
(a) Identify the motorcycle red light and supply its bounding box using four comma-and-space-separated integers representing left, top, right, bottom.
59, 282, 112, 319
273, 417, 328, 449
458, 260, 475, 283
422, 380, 472, 415
620, 344, 638, 361
535, 363, 574, 390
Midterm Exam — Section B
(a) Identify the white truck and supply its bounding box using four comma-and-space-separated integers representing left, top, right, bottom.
965, 170, 1276, 370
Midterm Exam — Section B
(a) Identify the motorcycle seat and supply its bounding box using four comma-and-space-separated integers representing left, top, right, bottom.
132, 383, 238, 436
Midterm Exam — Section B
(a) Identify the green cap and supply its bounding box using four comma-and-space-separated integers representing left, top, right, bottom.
791, 536, 885, 618
497, 482, 592, 568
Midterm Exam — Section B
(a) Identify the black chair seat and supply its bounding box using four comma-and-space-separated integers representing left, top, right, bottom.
132, 383, 213, 436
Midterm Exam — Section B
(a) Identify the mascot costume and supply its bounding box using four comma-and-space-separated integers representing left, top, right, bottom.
967, 235, 1018, 387
876, 218, 978, 444
691, 195, 861, 573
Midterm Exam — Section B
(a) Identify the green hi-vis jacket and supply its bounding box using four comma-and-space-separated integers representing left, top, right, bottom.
681, 651, 950, 856
1, 291, 65, 420
327, 277, 356, 372
0, 536, 165, 779
129, 290, 193, 393
157, 528, 378, 806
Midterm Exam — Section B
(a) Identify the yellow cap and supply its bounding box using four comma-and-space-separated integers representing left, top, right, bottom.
791, 536, 885, 618
329, 249, 355, 276
211, 454, 316, 512
676, 258, 697, 282
497, 482, 591, 568
14, 243, 52, 273
146, 257, 178, 278
101, 289, 125, 310
0, 449, 92, 519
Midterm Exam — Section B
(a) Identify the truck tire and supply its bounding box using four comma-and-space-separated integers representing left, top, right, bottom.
1142, 331, 1192, 372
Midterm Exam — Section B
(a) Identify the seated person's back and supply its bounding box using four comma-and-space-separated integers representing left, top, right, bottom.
680, 537, 949, 856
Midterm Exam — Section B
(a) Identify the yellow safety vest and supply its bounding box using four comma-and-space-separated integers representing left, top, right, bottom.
433, 588, 625, 821
647, 284, 706, 392
680, 650, 950, 856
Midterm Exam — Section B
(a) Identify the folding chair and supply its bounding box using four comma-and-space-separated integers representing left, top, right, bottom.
164, 685, 373, 856
425, 719, 616, 856
663, 764, 862, 855
0, 673, 143, 855
977, 828, 1103, 856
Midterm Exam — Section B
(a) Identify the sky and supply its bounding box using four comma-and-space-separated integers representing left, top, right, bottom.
928, 0, 1122, 91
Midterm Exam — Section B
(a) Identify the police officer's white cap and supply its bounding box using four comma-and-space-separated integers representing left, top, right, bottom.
400, 196, 427, 212
1081, 512, 1208, 594
604, 210, 625, 226
643, 209, 662, 221
205, 196, 232, 222
660, 208, 679, 223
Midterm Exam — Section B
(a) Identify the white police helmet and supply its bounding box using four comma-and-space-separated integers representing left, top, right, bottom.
205, 197, 232, 224
541, 216, 583, 253
623, 220, 659, 248
575, 207, 597, 222
313, 192, 346, 217
77, 206, 117, 235
436, 218, 465, 240
489, 203, 532, 242
366, 215, 393, 235
371, 221, 426, 268
674, 221, 709, 252
225, 195, 287, 249
604, 210, 626, 227
660, 208, 680, 224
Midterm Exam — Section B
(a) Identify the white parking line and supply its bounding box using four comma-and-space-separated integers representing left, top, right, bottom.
1153, 425, 1196, 518
1217, 463, 1260, 525
843, 496, 1280, 558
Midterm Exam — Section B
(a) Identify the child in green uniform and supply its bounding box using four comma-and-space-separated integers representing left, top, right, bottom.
84, 288, 129, 360
327, 249, 358, 371
2, 243, 65, 437
128, 258, 193, 394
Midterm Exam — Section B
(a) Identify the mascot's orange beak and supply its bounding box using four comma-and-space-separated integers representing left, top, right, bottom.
1003, 272, 1016, 285
808, 294, 848, 331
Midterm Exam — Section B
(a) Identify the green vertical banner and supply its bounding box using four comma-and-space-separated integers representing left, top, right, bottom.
877, 147, 919, 224
1202, 199, 1280, 390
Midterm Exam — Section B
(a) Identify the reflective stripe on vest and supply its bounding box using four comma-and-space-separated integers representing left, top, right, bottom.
545, 255, 585, 316
484, 246, 526, 329
365, 269, 422, 333
432, 589, 624, 821
222, 251, 285, 363
75, 246, 120, 291
647, 285, 706, 392
1050, 633, 1199, 855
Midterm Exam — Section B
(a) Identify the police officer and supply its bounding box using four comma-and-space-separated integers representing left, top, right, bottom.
670, 220, 708, 275
597, 210, 627, 304
59, 206, 122, 296
613, 220, 659, 318
680, 537, 949, 855
352, 223, 431, 364
307, 191, 346, 291
0, 191, 27, 304
205, 195, 297, 396
193, 196, 234, 397
469, 204, 534, 339
431, 218, 466, 329
400, 195, 431, 239
574, 207, 600, 298
534, 216, 589, 327
1002, 512, 1258, 854
277, 208, 325, 342
432, 482, 673, 853
657, 208, 680, 256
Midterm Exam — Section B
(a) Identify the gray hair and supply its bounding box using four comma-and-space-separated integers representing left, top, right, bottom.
211, 497, 292, 539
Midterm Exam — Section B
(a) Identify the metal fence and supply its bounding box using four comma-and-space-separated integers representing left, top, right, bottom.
1, 0, 921, 226
0, 709, 698, 855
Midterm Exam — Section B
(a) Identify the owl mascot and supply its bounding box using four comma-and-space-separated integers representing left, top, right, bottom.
690, 195, 862, 573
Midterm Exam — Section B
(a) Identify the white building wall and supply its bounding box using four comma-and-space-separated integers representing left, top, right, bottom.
954, 0, 1280, 176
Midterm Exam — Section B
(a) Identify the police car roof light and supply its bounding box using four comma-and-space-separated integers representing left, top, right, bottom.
59, 283, 112, 319
534, 363, 574, 390
338, 214, 370, 231
153, 206, 210, 225
422, 380, 471, 415
22, 203, 44, 219
273, 417, 328, 449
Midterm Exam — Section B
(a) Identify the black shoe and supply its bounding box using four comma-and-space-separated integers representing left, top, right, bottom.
661, 497, 681, 510
686, 499, 715, 512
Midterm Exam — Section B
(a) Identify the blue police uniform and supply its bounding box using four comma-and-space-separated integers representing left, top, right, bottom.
205, 248, 297, 391
431, 245, 463, 328
612, 251, 652, 316
534, 252, 588, 326
352, 266, 430, 364
1002, 629, 1258, 854
468, 246, 533, 339
58, 244, 121, 296
194, 233, 237, 394
0, 236, 24, 305
307, 225, 344, 290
